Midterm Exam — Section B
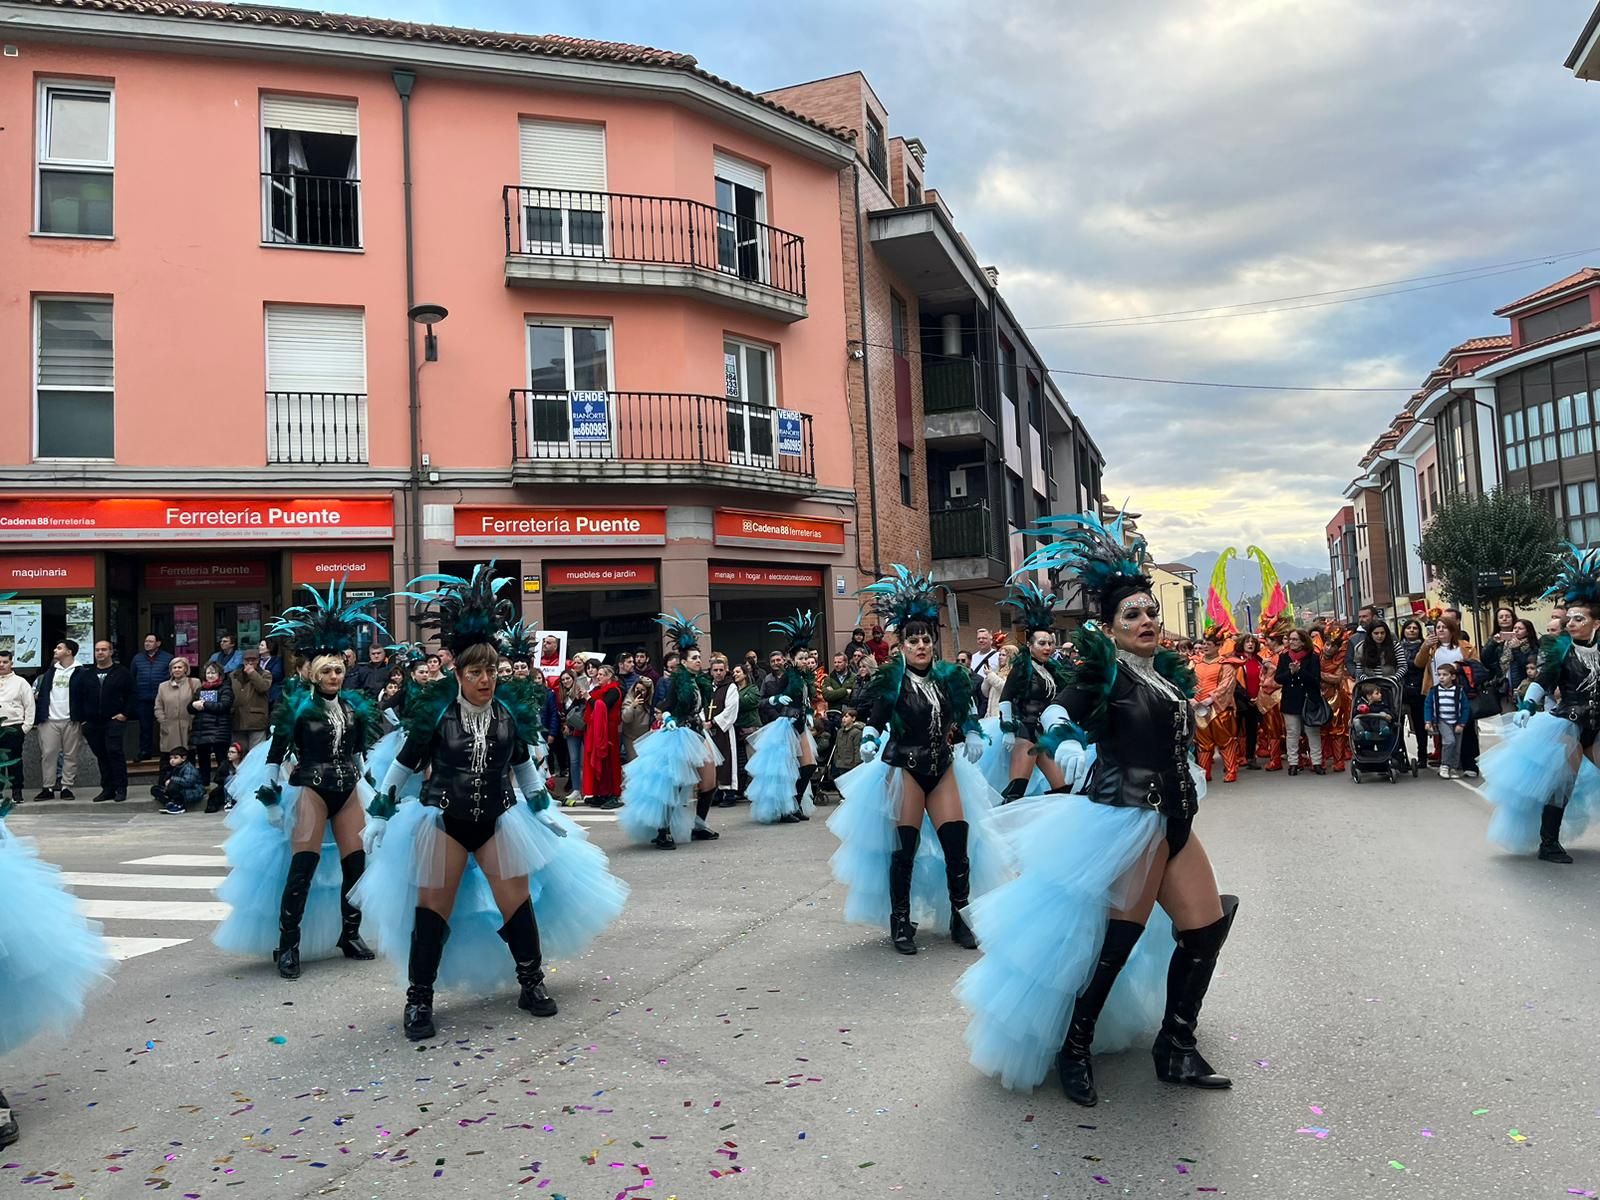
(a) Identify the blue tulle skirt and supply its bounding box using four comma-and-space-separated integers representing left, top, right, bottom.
972, 717, 1096, 797
826, 754, 1010, 933
954, 792, 1175, 1090
1480, 712, 1599, 853
214, 742, 374, 959
746, 720, 819, 823
618, 725, 718, 843
0, 822, 112, 1053
349, 794, 628, 992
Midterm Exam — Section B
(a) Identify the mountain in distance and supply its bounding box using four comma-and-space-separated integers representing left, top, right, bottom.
1155, 550, 1326, 604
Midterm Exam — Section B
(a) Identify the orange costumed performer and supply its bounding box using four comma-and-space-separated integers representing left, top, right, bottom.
1193, 553, 1242, 783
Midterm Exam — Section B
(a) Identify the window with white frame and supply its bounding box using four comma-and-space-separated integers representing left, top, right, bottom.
264, 305, 367, 464
723, 336, 776, 464
518, 118, 607, 256
524, 319, 613, 448
35, 297, 114, 459
1564, 480, 1600, 547
261, 95, 361, 249
37, 83, 114, 237
714, 152, 769, 284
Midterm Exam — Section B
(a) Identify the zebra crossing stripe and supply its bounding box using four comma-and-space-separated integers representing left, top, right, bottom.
104, 936, 189, 961
78, 898, 231, 922
124, 854, 230, 867
61, 872, 225, 890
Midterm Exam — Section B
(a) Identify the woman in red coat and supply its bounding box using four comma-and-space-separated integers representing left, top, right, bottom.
583, 665, 624, 806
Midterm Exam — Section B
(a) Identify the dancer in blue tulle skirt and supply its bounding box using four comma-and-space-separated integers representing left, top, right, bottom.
1485, 548, 1600, 863
213, 581, 387, 979
0, 777, 112, 1149
618, 612, 721, 849
828, 566, 1000, 954
748, 611, 821, 825
957, 507, 1238, 1108
995, 582, 1080, 801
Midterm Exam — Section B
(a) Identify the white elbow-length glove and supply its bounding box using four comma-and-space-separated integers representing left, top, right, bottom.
963, 729, 987, 763
1054, 739, 1090, 792
1513, 684, 1544, 728
998, 701, 1016, 752
859, 726, 882, 762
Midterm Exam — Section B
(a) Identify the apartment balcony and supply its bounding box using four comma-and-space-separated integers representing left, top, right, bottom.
266, 392, 368, 464
502, 188, 807, 322
930, 501, 1010, 588
261, 173, 361, 250
509, 389, 816, 494
922, 355, 997, 447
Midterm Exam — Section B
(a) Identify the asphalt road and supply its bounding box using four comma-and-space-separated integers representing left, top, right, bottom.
4, 761, 1599, 1199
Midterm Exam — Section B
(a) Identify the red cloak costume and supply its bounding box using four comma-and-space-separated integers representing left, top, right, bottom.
582, 679, 624, 799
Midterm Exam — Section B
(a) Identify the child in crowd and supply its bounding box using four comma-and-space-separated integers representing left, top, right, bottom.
206, 742, 242, 813
1351, 680, 1396, 755
161, 747, 205, 815
1424, 662, 1470, 780
828, 708, 865, 790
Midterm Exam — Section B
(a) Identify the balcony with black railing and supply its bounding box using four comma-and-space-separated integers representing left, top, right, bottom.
502, 187, 807, 321
923, 355, 997, 446
509, 389, 816, 493
266, 392, 368, 464
261, 173, 361, 250
930, 501, 1009, 586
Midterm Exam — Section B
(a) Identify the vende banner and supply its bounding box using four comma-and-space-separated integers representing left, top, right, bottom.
455, 506, 667, 547
289, 550, 393, 586
144, 561, 270, 591
545, 564, 657, 589
0, 497, 394, 542
709, 565, 823, 589
712, 509, 846, 552
0, 554, 97, 590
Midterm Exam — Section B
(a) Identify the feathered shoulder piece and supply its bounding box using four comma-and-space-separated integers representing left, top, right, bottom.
1546, 544, 1600, 606
268, 579, 391, 661
1013, 505, 1150, 600
862, 654, 905, 732
400, 564, 513, 656
268, 675, 315, 737
931, 659, 980, 730
769, 610, 818, 653
665, 664, 703, 719
1154, 648, 1198, 698
1059, 625, 1118, 725
494, 675, 546, 745
340, 688, 384, 755
858, 565, 944, 632
1539, 632, 1573, 673
654, 610, 706, 653
999, 579, 1059, 634
401, 673, 460, 745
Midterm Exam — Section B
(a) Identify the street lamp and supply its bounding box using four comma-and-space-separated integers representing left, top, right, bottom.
408, 302, 448, 362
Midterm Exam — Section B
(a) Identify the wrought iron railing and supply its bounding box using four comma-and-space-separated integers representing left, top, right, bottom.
261, 173, 361, 249
509, 389, 814, 479
930, 501, 998, 559
266, 392, 368, 464
502, 187, 806, 299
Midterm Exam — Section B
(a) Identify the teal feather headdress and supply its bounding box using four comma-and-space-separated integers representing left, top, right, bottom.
267, 578, 391, 661
999, 579, 1060, 634
1013, 505, 1151, 607
386, 640, 427, 666
654, 610, 706, 653
1545, 543, 1600, 606
498, 620, 539, 664
858, 564, 945, 632
399, 563, 514, 656
769, 610, 818, 653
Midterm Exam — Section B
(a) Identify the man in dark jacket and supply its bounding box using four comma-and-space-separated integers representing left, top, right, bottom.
130, 634, 172, 761
33, 639, 95, 800
758, 650, 790, 725
83, 639, 134, 803
347, 642, 391, 699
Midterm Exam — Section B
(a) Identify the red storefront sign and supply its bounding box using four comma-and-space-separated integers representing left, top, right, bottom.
144, 561, 270, 591
712, 508, 845, 551
289, 550, 393, 586
546, 564, 658, 589
0, 497, 394, 541
709, 565, 824, 588
0, 554, 97, 590
454, 506, 667, 547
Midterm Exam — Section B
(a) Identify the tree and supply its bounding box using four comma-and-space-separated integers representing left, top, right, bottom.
1415, 487, 1563, 608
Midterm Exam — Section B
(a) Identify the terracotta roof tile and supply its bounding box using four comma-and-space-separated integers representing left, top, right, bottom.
20, 0, 853, 141
1453, 334, 1513, 353
1470, 319, 1600, 373
1493, 267, 1600, 317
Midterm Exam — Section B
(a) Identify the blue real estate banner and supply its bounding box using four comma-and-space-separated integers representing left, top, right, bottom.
569, 391, 610, 443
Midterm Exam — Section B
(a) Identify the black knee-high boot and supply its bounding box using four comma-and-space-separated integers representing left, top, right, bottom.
936, 821, 978, 949
498, 898, 558, 1017
793, 764, 816, 820
1153, 895, 1239, 1089
274, 850, 320, 979
336, 851, 375, 960
1539, 804, 1574, 863
889, 825, 920, 954
1057, 918, 1144, 1106
405, 907, 449, 1040
693, 789, 720, 840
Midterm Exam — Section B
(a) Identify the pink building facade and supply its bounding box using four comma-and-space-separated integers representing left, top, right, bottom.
2, 0, 864, 661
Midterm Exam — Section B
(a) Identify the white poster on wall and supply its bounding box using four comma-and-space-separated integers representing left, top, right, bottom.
537, 629, 569, 686
0, 599, 43, 669
65, 597, 95, 663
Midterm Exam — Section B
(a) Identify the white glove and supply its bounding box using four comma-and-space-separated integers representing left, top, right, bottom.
362, 817, 388, 856
963, 730, 986, 763
998, 702, 1016, 752
265, 802, 284, 829
860, 726, 881, 762
1512, 708, 1532, 729
1054, 739, 1090, 792
775, 694, 793, 707
662, 713, 677, 730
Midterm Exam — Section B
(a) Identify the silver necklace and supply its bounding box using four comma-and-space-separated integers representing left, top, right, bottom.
323, 695, 347, 757
458, 696, 492, 774
1116, 649, 1186, 703
906, 666, 943, 730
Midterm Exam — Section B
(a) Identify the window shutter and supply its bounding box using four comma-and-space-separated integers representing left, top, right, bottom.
261, 95, 358, 136
518, 118, 606, 191
37, 300, 114, 387
265, 305, 366, 463
713, 151, 766, 196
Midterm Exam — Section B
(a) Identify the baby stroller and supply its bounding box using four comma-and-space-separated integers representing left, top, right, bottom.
1349, 671, 1417, 784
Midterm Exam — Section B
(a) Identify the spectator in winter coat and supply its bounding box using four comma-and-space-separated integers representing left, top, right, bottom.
346, 643, 392, 698
865, 625, 891, 664
229, 649, 273, 750
619, 680, 653, 764
651, 653, 680, 711
154, 658, 199, 791
83, 639, 135, 803
188, 663, 233, 787
256, 640, 286, 705
830, 708, 866, 785
159, 747, 206, 814
207, 633, 243, 676
130, 634, 172, 760
1424, 662, 1472, 780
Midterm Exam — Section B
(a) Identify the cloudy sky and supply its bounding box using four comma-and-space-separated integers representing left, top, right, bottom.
289, 0, 1600, 563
